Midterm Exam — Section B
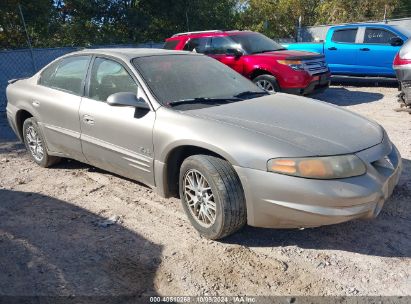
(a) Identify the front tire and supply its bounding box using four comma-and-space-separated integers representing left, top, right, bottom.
179, 155, 246, 240
253, 74, 279, 93
23, 117, 60, 167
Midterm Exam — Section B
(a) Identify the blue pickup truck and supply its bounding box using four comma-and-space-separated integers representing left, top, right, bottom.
284, 24, 410, 77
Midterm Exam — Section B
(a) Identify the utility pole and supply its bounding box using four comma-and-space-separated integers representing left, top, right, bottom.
383, 4, 388, 23
18, 3, 37, 73
186, 10, 190, 32
296, 15, 302, 42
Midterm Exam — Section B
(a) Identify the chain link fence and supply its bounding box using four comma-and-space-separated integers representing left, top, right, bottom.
0, 42, 163, 112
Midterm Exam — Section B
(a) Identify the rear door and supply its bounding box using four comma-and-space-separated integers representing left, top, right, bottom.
35, 55, 91, 161
79, 56, 156, 186
183, 37, 211, 53
356, 27, 401, 76
325, 27, 359, 74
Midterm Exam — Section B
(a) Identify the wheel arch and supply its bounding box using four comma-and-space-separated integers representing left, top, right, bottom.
249, 68, 274, 80
15, 109, 34, 141
160, 144, 235, 198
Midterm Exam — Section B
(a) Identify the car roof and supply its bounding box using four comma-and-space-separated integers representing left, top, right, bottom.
331, 23, 398, 30
67, 48, 192, 61
167, 30, 252, 40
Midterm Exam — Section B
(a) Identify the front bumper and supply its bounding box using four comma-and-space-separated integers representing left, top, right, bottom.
234, 142, 402, 229
282, 72, 330, 95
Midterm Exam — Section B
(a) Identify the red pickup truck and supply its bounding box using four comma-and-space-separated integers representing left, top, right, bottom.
164, 30, 330, 95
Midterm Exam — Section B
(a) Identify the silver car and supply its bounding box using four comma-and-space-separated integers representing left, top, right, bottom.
6, 49, 402, 239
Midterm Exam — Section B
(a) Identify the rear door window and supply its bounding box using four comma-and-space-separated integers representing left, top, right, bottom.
39, 61, 60, 87
331, 29, 357, 43
364, 28, 396, 44
44, 56, 90, 95
163, 40, 180, 50
183, 38, 211, 53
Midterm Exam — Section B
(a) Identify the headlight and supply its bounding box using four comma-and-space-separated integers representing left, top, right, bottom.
267, 155, 366, 179
277, 59, 305, 71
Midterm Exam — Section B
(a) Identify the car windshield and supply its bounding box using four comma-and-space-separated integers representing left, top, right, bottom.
133, 54, 266, 108
229, 32, 286, 54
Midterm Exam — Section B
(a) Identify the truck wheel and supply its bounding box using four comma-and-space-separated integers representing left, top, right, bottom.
253, 75, 279, 93
179, 155, 247, 240
23, 117, 60, 167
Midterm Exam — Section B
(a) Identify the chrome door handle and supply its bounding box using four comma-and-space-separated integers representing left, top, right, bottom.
83, 115, 95, 125
32, 100, 40, 107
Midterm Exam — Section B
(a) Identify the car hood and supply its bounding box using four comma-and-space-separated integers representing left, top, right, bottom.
252, 50, 322, 60
184, 93, 383, 156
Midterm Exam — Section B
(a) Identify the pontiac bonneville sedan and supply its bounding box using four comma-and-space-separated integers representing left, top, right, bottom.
6, 49, 402, 239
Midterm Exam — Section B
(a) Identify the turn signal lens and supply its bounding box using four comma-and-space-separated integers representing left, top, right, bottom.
298, 159, 331, 177
277, 60, 302, 65
393, 52, 411, 66
267, 155, 366, 179
277, 59, 305, 71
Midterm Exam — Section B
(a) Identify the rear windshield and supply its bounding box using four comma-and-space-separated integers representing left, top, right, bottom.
133, 54, 262, 106
163, 40, 180, 50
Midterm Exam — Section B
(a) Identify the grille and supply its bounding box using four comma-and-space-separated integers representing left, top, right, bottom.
303, 59, 328, 75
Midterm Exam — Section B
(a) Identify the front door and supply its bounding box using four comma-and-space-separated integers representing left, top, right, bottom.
208, 36, 244, 74
79, 57, 156, 186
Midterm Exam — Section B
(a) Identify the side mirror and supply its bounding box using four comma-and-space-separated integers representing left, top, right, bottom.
390, 37, 404, 47
107, 92, 150, 110
226, 48, 243, 58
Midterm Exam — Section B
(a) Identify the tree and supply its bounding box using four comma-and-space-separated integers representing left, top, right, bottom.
315, 0, 400, 25
0, 0, 407, 49
236, 0, 321, 39
0, 0, 57, 49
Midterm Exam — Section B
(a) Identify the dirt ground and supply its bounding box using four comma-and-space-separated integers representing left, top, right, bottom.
0, 82, 410, 299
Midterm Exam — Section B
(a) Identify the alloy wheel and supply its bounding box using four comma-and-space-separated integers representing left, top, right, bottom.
256, 79, 275, 93
26, 126, 44, 162
183, 169, 216, 227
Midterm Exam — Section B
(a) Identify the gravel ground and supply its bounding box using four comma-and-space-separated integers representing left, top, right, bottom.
0, 83, 410, 298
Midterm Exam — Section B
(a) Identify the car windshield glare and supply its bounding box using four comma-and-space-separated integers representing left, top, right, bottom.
133, 54, 265, 107
229, 33, 286, 54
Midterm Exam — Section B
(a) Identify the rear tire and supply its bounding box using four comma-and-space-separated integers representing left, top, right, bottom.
179, 155, 246, 240
23, 117, 60, 168
253, 74, 279, 93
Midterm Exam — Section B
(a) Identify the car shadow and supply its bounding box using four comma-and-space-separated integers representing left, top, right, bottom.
0, 189, 162, 300
51, 158, 153, 191
223, 158, 411, 258
331, 76, 398, 88
311, 87, 384, 106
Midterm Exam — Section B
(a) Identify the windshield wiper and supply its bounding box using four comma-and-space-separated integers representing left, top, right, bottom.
234, 91, 269, 98
167, 97, 241, 107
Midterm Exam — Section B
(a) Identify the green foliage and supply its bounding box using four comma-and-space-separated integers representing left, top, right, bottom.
236, 0, 321, 38
0, 0, 408, 49
0, 0, 58, 49
315, 0, 400, 25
